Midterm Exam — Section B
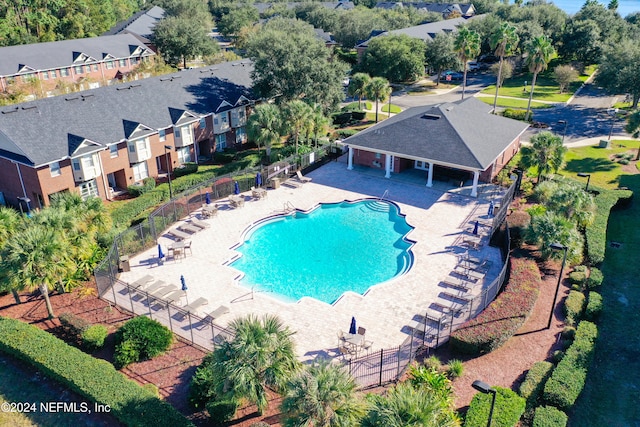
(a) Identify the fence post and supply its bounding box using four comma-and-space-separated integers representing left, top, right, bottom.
396, 345, 401, 378
167, 304, 173, 330
379, 349, 384, 386
188, 312, 194, 344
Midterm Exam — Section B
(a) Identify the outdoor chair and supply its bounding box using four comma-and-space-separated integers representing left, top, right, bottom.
148, 284, 178, 299
183, 240, 192, 255
179, 223, 200, 234
168, 228, 190, 241
362, 340, 373, 351
295, 170, 312, 183
163, 289, 186, 305
357, 326, 366, 336
130, 274, 154, 290
190, 218, 210, 229
182, 297, 209, 315
206, 305, 230, 321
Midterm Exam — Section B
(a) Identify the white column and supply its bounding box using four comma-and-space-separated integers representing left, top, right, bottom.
347, 146, 354, 170
384, 154, 391, 178
471, 170, 479, 197
426, 162, 434, 187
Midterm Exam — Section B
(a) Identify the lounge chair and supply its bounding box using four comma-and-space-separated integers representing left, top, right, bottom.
163, 289, 186, 304
190, 218, 210, 229
141, 280, 167, 295
179, 223, 200, 234
283, 178, 302, 188
148, 284, 178, 299
182, 297, 209, 314
130, 274, 154, 290
168, 228, 191, 241
296, 170, 312, 183
206, 305, 230, 321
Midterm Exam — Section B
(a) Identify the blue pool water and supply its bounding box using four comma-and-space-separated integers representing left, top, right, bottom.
230, 200, 415, 304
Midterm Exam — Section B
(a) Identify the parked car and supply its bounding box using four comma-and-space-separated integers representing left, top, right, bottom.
467, 61, 480, 72
442, 70, 463, 81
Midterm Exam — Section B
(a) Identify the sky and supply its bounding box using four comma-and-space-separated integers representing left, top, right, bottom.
551, 0, 640, 17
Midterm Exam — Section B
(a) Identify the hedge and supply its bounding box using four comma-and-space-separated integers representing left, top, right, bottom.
519, 361, 554, 410
464, 386, 525, 427
532, 405, 568, 427
587, 267, 603, 289
0, 316, 192, 427
543, 321, 598, 411
502, 108, 528, 121
114, 316, 173, 369
563, 290, 585, 326
585, 189, 631, 265
585, 291, 603, 320
127, 177, 156, 197
450, 257, 541, 355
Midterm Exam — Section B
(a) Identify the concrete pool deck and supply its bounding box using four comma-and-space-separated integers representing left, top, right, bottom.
120, 159, 504, 360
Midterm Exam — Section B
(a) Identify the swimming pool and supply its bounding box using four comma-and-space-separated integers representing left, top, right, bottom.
230, 199, 415, 304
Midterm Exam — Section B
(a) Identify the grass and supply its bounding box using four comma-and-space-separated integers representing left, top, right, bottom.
381, 103, 401, 113
344, 101, 372, 110
557, 140, 640, 425
476, 96, 552, 109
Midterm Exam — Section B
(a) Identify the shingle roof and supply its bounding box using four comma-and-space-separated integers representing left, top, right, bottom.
343, 97, 530, 171
252, 1, 354, 13
103, 6, 165, 39
0, 61, 255, 167
0, 34, 155, 76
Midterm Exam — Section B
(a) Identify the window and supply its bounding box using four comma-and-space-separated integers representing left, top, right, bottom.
199, 118, 206, 128
181, 125, 193, 144
42, 71, 49, 80
50, 161, 61, 177
177, 146, 191, 164
131, 161, 149, 182
79, 179, 99, 200
72, 159, 81, 170
74, 66, 83, 74
128, 137, 150, 159
414, 160, 429, 171
214, 116, 218, 125
175, 128, 181, 138
221, 113, 228, 125
119, 59, 127, 67
60, 68, 69, 77
92, 64, 98, 72
131, 57, 139, 65
50, 70, 57, 78
109, 144, 118, 158
85, 65, 91, 73
239, 109, 246, 120
235, 127, 246, 143
159, 129, 166, 142
106, 61, 114, 69
216, 134, 226, 151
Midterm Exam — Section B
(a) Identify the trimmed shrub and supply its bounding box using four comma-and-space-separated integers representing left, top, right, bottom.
0, 316, 191, 427
351, 110, 366, 120
332, 112, 352, 125
451, 257, 541, 355
127, 177, 156, 197
81, 324, 108, 351
508, 210, 531, 248
585, 291, 603, 320
206, 399, 238, 424
114, 316, 173, 369
464, 386, 525, 427
585, 189, 630, 265
336, 129, 359, 139
532, 405, 568, 427
543, 321, 598, 411
58, 312, 89, 342
502, 108, 528, 121
587, 267, 603, 289
173, 162, 198, 178
519, 361, 554, 410
564, 290, 585, 326
568, 271, 587, 288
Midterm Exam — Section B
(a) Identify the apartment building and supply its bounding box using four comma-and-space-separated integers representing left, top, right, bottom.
0, 61, 255, 210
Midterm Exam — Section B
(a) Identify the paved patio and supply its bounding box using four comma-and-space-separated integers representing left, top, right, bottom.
120, 158, 504, 361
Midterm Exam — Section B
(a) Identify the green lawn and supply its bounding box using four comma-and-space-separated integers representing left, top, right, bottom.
558, 140, 640, 425
344, 101, 372, 110
476, 96, 552, 110
381, 103, 401, 114
481, 75, 577, 103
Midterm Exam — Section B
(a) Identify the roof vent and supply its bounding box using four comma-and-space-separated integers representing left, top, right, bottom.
422, 114, 441, 120
116, 83, 142, 91
1, 107, 19, 114
81, 94, 94, 100
65, 96, 80, 101
160, 76, 181, 82
21, 105, 38, 111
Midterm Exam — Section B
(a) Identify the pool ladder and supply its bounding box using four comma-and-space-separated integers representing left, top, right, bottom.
379, 189, 389, 201
283, 201, 296, 214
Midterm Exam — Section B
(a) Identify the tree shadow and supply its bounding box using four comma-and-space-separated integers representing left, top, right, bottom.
564, 157, 617, 174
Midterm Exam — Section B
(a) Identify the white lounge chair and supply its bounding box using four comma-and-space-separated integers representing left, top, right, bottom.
148, 284, 178, 299
182, 297, 209, 314
168, 228, 191, 241
130, 274, 154, 290
140, 280, 167, 295
296, 170, 312, 183
190, 218, 210, 229
178, 223, 200, 234
206, 305, 230, 321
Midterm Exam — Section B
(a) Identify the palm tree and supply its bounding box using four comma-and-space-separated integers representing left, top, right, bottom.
453, 27, 481, 100
519, 131, 567, 183
490, 22, 519, 113
347, 73, 371, 109
282, 100, 313, 154
247, 103, 282, 159
281, 361, 365, 427
361, 382, 460, 427
364, 77, 391, 123
1, 225, 73, 319
535, 180, 595, 228
524, 35, 555, 122
0, 206, 24, 304
526, 212, 583, 265
308, 104, 331, 149
214, 314, 300, 414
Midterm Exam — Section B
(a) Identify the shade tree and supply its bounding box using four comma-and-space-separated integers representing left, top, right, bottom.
152, 16, 218, 69
360, 34, 426, 83
424, 33, 459, 85
596, 39, 640, 108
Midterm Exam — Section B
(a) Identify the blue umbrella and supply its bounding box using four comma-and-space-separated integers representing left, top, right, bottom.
255, 172, 263, 187
180, 275, 187, 291
234, 181, 240, 195
472, 220, 479, 235
488, 201, 494, 217
349, 317, 357, 335
205, 192, 211, 205
158, 244, 165, 259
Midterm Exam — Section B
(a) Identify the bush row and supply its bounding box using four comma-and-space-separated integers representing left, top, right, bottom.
502, 108, 528, 121
543, 321, 598, 411
450, 257, 541, 355
519, 361, 554, 411
464, 386, 525, 427
532, 405, 568, 427
585, 291, 603, 321
564, 290, 585, 326
0, 316, 192, 427
58, 312, 108, 351
585, 189, 631, 265
127, 177, 156, 197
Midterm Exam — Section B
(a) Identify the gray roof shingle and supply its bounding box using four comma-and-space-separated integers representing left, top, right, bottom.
343, 97, 530, 170
0, 61, 254, 167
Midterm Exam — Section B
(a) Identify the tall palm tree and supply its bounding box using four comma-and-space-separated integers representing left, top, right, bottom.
247, 103, 282, 159
281, 361, 365, 427
214, 314, 300, 414
364, 77, 391, 123
282, 100, 313, 154
1, 225, 73, 319
308, 104, 331, 149
526, 212, 583, 265
519, 131, 567, 183
347, 73, 371, 109
524, 35, 555, 122
0, 206, 24, 304
361, 382, 460, 427
490, 22, 519, 113
454, 27, 481, 100
534, 180, 595, 228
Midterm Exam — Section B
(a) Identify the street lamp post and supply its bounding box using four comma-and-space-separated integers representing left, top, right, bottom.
164, 145, 173, 200
558, 120, 568, 143
547, 243, 568, 329
607, 108, 619, 141
577, 172, 591, 192
472, 380, 497, 427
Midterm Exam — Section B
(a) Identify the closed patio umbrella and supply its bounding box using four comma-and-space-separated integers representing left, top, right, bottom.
205, 192, 211, 205
472, 220, 479, 235
488, 201, 494, 217
349, 317, 357, 335
158, 244, 165, 260
181, 275, 187, 291
255, 172, 263, 187
234, 181, 240, 195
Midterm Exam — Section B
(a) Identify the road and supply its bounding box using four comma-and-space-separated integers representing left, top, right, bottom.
388, 74, 630, 143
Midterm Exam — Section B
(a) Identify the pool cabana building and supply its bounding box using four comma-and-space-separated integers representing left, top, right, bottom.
343, 97, 530, 197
